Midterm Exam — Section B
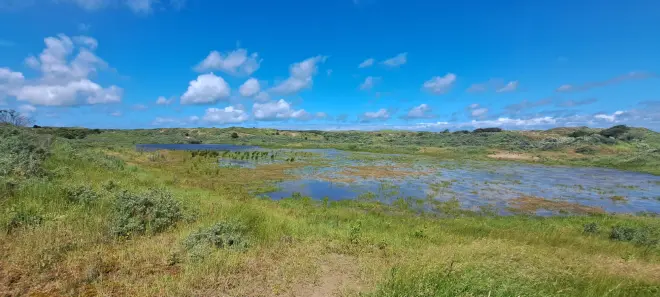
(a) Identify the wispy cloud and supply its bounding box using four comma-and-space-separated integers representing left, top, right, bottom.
556, 71, 657, 92
0, 39, 15, 47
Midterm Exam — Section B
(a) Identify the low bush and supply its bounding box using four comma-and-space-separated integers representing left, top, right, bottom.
575, 146, 597, 155
64, 185, 99, 204
111, 189, 182, 237
600, 125, 630, 138
184, 221, 250, 250
473, 127, 503, 133
568, 130, 593, 137
0, 126, 52, 177
4, 206, 43, 233
609, 225, 637, 241
583, 222, 599, 234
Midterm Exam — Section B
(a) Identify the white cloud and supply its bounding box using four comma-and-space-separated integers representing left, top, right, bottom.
253, 99, 310, 121
202, 106, 249, 124
468, 103, 488, 117
110, 111, 122, 117
422, 73, 456, 94
403, 104, 433, 119
156, 96, 173, 105
180, 73, 230, 105
594, 111, 624, 122
254, 91, 270, 102
271, 56, 327, 95
18, 104, 36, 115
362, 108, 390, 121
239, 78, 260, 97
152, 117, 184, 126
73, 36, 98, 50
194, 49, 261, 76
16, 79, 121, 106
382, 53, 407, 67
0, 68, 24, 99
358, 58, 374, 68
6, 34, 121, 106
125, 0, 155, 13
556, 84, 573, 92
496, 80, 519, 93
316, 112, 328, 119
360, 76, 379, 90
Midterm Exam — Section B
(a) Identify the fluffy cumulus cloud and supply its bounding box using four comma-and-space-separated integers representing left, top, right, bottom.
422, 73, 456, 94
202, 105, 249, 124
194, 49, 261, 76
239, 78, 260, 97
15, 79, 122, 106
359, 76, 379, 90
271, 56, 327, 95
496, 80, 519, 93
361, 108, 390, 122
2, 34, 123, 106
253, 99, 310, 121
156, 96, 173, 105
402, 104, 433, 119
382, 53, 407, 67
180, 73, 230, 105
358, 58, 374, 68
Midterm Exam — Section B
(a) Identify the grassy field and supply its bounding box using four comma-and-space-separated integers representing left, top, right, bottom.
2, 125, 660, 296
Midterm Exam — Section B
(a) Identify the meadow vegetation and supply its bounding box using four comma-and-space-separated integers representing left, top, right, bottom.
2, 122, 660, 296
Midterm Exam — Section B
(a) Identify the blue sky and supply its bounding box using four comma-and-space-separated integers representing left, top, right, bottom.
1, 0, 659, 131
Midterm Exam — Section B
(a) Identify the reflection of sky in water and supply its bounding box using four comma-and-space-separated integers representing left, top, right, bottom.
135, 144, 660, 214
270, 149, 660, 214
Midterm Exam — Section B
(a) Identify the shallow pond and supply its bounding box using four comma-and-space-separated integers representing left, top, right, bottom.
137, 144, 660, 215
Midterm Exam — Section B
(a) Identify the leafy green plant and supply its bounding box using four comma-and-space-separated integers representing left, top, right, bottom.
610, 225, 637, 241
583, 222, 599, 234
184, 221, 250, 250
4, 206, 44, 233
64, 185, 99, 204
111, 189, 182, 237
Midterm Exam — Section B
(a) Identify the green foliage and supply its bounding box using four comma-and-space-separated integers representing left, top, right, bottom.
0, 126, 52, 177
111, 189, 182, 237
576, 146, 597, 155
609, 225, 660, 248
64, 185, 99, 204
349, 221, 362, 244
473, 127, 503, 133
569, 129, 594, 138
102, 180, 120, 191
33, 127, 102, 139
4, 206, 43, 233
583, 222, 599, 234
231, 132, 239, 139
184, 221, 250, 250
600, 125, 630, 138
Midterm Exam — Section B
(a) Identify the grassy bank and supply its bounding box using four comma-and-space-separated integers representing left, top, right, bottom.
2, 126, 660, 296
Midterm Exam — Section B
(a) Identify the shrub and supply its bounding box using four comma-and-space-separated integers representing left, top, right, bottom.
599, 125, 630, 138
575, 146, 597, 155
111, 189, 182, 237
184, 221, 250, 250
4, 207, 43, 233
64, 185, 99, 204
610, 225, 637, 241
473, 127, 503, 133
0, 127, 51, 177
583, 222, 599, 234
569, 130, 593, 137
102, 180, 119, 191
231, 132, 239, 139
